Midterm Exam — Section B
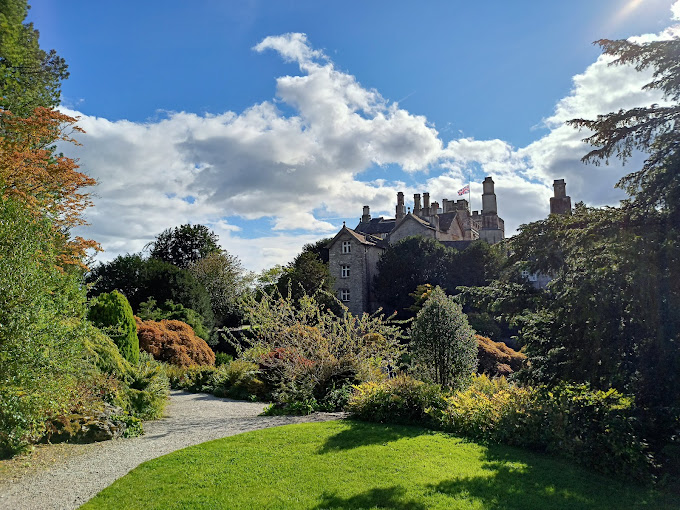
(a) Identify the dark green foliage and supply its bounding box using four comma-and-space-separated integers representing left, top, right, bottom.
188, 251, 250, 329
409, 286, 477, 390
88, 291, 139, 365
0, 196, 87, 457
276, 247, 334, 306
87, 255, 214, 330
214, 352, 233, 367
137, 298, 210, 341
374, 236, 502, 316
347, 375, 447, 425
0, 0, 69, 115
148, 224, 221, 269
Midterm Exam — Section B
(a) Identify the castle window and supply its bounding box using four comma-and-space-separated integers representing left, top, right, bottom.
342, 241, 351, 253
341, 265, 350, 278
340, 289, 350, 302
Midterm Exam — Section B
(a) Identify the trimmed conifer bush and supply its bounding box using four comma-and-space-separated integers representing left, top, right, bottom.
88, 291, 139, 364
136, 318, 215, 367
409, 286, 477, 390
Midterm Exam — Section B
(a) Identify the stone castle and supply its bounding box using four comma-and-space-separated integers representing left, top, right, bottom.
327, 177, 572, 315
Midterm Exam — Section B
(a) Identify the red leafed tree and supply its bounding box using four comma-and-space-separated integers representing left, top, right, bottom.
0, 107, 99, 267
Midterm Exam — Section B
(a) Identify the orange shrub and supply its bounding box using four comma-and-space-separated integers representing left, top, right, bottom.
476, 335, 526, 377
135, 317, 215, 367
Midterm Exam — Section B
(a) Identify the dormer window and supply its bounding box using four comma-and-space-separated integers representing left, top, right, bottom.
342, 241, 351, 253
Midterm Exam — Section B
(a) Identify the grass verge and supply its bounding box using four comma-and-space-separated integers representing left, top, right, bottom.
82, 420, 678, 510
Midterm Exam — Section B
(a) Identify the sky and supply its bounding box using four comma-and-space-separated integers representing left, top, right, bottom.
28, 0, 680, 272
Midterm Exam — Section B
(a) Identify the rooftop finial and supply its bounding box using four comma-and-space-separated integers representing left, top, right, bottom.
343, 221, 346, 227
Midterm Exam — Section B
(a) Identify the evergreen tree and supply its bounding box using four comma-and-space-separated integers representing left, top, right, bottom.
409, 286, 477, 390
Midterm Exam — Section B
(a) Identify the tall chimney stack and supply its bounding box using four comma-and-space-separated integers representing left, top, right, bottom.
550, 179, 572, 215
396, 192, 406, 220
361, 205, 371, 223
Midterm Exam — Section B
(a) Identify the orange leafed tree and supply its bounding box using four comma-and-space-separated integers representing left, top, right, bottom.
0, 106, 99, 267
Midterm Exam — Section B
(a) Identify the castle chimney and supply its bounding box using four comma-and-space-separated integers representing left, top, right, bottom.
396, 192, 406, 220
482, 176, 497, 214
361, 205, 371, 223
423, 192, 430, 212
413, 194, 421, 215
550, 179, 572, 215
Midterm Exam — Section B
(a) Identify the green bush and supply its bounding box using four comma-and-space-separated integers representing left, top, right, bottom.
124, 353, 170, 420
409, 286, 477, 390
165, 365, 218, 392
88, 291, 139, 364
211, 360, 265, 400
214, 352, 233, 367
83, 323, 131, 380
433, 376, 653, 482
347, 374, 447, 425
0, 197, 88, 457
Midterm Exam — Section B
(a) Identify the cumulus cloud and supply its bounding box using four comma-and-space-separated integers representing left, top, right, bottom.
67, 15, 678, 271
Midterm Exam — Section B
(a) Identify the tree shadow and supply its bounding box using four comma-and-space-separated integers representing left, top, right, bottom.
427, 445, 678, 510
314, 486, 428, 510
318, 420, 428, 454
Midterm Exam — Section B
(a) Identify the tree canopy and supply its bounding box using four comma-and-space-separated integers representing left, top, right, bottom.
0, 0, 68, 115
148, 224, 221, 269
374, 237, 502, 317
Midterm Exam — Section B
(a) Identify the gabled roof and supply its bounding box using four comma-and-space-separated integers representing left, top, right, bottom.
354, 217, 396, 235
391, 212, 436, 233
326, 226, 388, 250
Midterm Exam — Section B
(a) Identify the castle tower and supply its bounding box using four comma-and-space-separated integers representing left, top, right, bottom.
396, 192, 406, 220
361, 205, 371, 223
482, 177, 497, 214
479, 176, 505, 244
550, 179, 572, 215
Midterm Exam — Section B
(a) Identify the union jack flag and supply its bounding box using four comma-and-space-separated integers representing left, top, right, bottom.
457, 184, 470, 196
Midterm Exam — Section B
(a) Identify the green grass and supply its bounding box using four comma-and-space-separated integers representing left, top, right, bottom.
82, 421, 678, 510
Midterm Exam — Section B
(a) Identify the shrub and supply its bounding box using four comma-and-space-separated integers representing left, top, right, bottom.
137, 298, 211, 341
88, 291, 139, 364
409, 286, 477, 390
236, 291, 403, 408
0, 197, 88, 457
211, 360, 265, 400
165, 365, 218, 392
83, 323, 131, 380
214, 352, 233, 367
137, 318, 215, 367
433, 376, 653, 482
475, 335, 526, 378
124, 353, 170, 420
347, 374, 447, 425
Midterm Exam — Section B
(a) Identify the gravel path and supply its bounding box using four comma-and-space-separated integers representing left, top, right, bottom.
0, 391, 346, 510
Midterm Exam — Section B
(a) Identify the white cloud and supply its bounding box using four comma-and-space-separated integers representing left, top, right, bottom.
68, 12, 679, 271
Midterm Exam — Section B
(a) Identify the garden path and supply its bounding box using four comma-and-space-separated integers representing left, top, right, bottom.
0, 390, 345, 510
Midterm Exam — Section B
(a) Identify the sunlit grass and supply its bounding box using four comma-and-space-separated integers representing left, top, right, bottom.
82, 420, 678, 510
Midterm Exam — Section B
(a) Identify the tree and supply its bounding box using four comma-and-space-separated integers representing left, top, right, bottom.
0, 0, 69, 115
409, 286, 477, 390
87, 255, 214, 330
373, 236, 502, 317
87, 291, 139, 364
188, 251, 251, 328
148, 224, 221, 269
0, 107, 99, 267
568, 38, 680, 225
274, 240, 335, 308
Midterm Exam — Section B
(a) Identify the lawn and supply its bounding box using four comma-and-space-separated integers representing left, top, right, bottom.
82, 420, 678, 510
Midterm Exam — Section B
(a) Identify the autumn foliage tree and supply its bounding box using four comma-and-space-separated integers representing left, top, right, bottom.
0, 107, 98, 267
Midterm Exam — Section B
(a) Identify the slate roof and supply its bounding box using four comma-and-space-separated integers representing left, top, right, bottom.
326, 226, 389, 250
437, 211, 459, 232
354, 217, 396, 235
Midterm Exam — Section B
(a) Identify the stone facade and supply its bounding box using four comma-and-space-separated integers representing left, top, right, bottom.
328, 176, 506, 314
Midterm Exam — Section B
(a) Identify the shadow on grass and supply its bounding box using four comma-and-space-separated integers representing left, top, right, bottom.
428, 445, 674, 510
318, 420, 426, 453
314, 486, 428, 510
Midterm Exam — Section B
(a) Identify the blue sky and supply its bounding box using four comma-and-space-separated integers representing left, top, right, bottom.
28, 1, 680, 271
